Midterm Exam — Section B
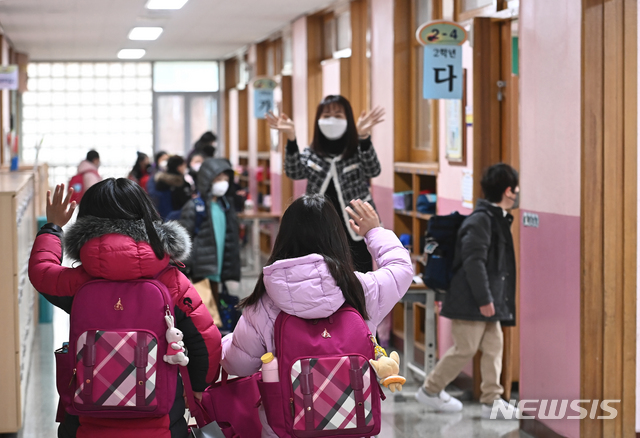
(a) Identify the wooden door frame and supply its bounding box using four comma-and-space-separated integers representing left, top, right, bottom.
581, 0, 636, 437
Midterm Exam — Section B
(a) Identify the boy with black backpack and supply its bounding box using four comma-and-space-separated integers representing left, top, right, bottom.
416, 163, 520, 420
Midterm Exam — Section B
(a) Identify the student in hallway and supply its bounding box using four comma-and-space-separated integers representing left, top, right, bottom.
179, 158, 241, 323
69, 150, 101, 203
415, 163, 520, 420
220, 195, 413, 437
28, 179, 220, 438
267, 95, 385, 272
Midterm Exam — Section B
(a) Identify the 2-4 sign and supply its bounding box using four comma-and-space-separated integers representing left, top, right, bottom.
416, 21, 468, 46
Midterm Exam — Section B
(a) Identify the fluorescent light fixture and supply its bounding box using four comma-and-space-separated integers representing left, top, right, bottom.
145, 0, 189, 10
117, 49, 146, 59
128, 27, 163, 41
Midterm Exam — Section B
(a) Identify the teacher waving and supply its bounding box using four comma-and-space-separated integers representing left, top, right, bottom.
267, 95, 385, 272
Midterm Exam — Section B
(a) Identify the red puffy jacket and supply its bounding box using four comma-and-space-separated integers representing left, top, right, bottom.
29, 217, 220, 438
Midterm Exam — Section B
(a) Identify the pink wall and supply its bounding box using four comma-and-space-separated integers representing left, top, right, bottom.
370, 0, 396, 228
322, 59, 342, 97
519, 0, 582, 436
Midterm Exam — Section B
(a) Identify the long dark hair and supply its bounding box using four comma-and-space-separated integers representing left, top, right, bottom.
131, 152, 149, 179
239, 194, 369, 320
310, 95, 359, 160
78, 178, 166, 260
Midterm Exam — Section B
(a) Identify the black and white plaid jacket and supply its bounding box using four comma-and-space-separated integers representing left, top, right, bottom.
285, 138, 381, 241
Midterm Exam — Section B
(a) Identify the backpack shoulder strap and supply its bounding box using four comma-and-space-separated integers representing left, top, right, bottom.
194, 196, 207, 234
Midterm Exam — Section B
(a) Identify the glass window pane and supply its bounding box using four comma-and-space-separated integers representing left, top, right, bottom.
66, 92, 81, 105
23, 92, 37, 105
153, 62, 219, 92
81, 92, 96, 105
80, 63, 94, 77
52, 63, 66, 77
95, 63, 109, 77
123, 78, 137, 91
95, 78, 109, 90
137, 77, 152, 90
66, 78, 80, 91
66, 63, 80, 77
109, 78, 123, 90
336, 11, 351, 51
80, 78, 95, 90
189, 96, 218, 146
109, 63, 123, 76
415, 46, 432, 150
39, 78, 52, 91
462, 0, 493, 12
156, 95, 185, 155
52, 78, 66, 91
52, 92, 66, 105
137, 63, 152, 77
38, 92, 52, 105
27, 64, 38, 77
28, 78, 39, 91
95, 106, 109, 119
38, 63, 52, 77
109, 92, 124, 105
123, 63, 137, 77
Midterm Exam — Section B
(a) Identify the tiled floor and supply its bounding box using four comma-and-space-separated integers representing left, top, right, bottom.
3, 268, 529, 438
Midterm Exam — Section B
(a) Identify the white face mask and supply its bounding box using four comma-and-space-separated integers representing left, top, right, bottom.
158, 160, 168, 171
191, 162, 202, 173
318, 117, 348, 140
211, 180, 229, 197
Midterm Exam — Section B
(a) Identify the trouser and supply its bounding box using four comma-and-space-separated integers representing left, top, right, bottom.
424, 319, 504, 405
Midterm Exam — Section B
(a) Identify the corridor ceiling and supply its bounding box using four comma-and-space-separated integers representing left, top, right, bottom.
0, 0, 332, 61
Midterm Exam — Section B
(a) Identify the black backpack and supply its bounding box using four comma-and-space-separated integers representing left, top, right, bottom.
422, 210, 491, 291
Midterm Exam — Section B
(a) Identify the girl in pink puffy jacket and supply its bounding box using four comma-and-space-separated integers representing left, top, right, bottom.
221, 194, 414, 437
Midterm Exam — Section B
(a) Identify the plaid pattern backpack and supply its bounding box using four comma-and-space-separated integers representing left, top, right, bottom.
55, 269, 179, 419
259, 305, 384, 438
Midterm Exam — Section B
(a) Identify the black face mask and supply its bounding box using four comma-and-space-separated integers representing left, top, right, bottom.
508, 191, 520, 210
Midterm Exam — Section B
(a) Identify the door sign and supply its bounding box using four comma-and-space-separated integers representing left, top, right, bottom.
423, 45, 463, 100
416, 21, 468, 46
417, 21, 467, 100
253, 78, 277, 120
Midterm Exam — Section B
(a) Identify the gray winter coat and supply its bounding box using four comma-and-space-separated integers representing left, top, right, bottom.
440, 199, 516, 326
179, 158, 241, 282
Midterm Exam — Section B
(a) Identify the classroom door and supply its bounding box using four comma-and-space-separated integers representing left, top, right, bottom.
472, 16, 520, 401
154, 93, 219, 156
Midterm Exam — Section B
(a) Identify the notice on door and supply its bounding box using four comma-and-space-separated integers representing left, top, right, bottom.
0, 66, 18, 90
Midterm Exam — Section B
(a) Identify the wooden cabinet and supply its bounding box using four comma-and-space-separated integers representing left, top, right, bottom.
0, 172, 37, 433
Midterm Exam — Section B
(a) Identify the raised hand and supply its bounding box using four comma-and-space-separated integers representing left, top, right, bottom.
266, 111, 296, 142
346, 199, 381, 237
356, 106, 386, 138
46, 184, 77, 228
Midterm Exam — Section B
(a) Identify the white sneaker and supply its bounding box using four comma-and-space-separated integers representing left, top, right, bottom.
481, 399, 520, 420
415, 387, 463, 413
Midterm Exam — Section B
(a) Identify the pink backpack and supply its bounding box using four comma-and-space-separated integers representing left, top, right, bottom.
259, 305, 383, 438
55, 271, 179, 419
69, 169, 99, 204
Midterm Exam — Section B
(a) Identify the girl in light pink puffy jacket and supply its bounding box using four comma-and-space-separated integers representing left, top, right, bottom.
221, 194, 413, 437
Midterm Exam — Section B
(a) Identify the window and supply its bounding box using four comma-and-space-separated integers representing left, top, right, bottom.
322, 6, 352, 60
153, 62, 219, 92
22, 62, 153, 186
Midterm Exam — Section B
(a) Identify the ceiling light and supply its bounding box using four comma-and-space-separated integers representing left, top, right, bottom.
128, 27, 164, 41
145, 0, 189, 10
117, 49, 146, 59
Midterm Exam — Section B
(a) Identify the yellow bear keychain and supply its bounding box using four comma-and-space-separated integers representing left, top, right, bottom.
368, 336, 407, 393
